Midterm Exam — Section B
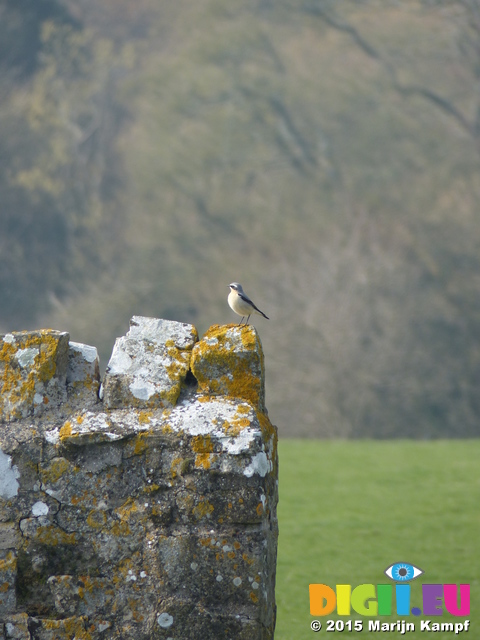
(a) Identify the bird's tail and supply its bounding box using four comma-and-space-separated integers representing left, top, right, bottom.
251, 300, 269, 320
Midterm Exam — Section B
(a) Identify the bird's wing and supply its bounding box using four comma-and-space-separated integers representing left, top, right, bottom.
238, 291, 254, 305
239, 291, 264, 314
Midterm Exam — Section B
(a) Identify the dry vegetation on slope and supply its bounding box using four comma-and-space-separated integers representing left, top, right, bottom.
1, 0, 480, 437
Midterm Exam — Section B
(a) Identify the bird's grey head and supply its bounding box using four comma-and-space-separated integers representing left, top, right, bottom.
229, 282, 243, 292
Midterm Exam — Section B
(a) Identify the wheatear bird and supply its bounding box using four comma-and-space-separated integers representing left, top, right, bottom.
228, 282, 269, 325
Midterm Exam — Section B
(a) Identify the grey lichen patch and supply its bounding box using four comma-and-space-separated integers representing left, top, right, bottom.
102, 316, 198, 410
156, 612, 174, 628
0, 449, 20, 499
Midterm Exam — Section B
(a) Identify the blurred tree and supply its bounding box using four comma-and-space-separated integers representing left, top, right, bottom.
0, 17, 130, 325
1, 0, 479, 437
0, 0, 76, 80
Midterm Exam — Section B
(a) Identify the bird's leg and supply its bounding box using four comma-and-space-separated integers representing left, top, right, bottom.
238, 317, 245, 325
246, 315, 251, 325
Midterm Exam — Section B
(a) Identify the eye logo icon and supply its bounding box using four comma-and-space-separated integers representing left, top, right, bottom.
384, 562, 424, 582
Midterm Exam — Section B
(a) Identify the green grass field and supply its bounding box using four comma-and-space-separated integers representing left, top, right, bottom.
275, 440, 479, 639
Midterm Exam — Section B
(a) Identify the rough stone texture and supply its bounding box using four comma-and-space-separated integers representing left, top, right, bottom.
66, 342, 100, 407
103, 317, 198, 410
0, 331, 70, 423
0, 319, 278, 640
191, 324, 266, 412
0, 332, 101, 426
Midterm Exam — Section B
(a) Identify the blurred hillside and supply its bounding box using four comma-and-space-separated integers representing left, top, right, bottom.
1, 0, 480, 437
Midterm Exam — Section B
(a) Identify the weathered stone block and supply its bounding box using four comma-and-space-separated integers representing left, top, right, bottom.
191, 324, 266, 410
66, 341, 100, 406
0, 331, 100, 426
103, 316, 198, 410
0, 330, 69, 422
0, 318, 278, 639
1, 612, 30, 639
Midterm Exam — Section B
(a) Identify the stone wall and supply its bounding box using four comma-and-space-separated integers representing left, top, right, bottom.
0, 317, 278, 639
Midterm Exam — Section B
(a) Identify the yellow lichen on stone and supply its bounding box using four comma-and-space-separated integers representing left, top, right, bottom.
257, 411, 278, 468
0, 336, 37, 418
236, 404, 250, 414
133, 433, 148, 456
143, 483, 160, 493
0, 330, 68, 420
192, 500, 214, 520
87, 510, 108, 529
35, 525, 77, 546
160, 382, 182, 407
164, 345, 191, 405
222, 364, 261, 409
0, 341, 16, 393
222, 414, 251, 437
165, 348, 190, 379
191, 435, 216, 469
59, 421, 73, 438
194, 453, 216, 469
191, 435, 213, 453
197, 395, 213, 403
40, 457, 72, 484
138, 410, 152, 424
110, 521, 131, 537
41, 616, 93, 640
170, 457, 183, 479
115, 498, 138, 522
0, 551, 16, 572
28, 332, 60, 383
191, 324, 265, 409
